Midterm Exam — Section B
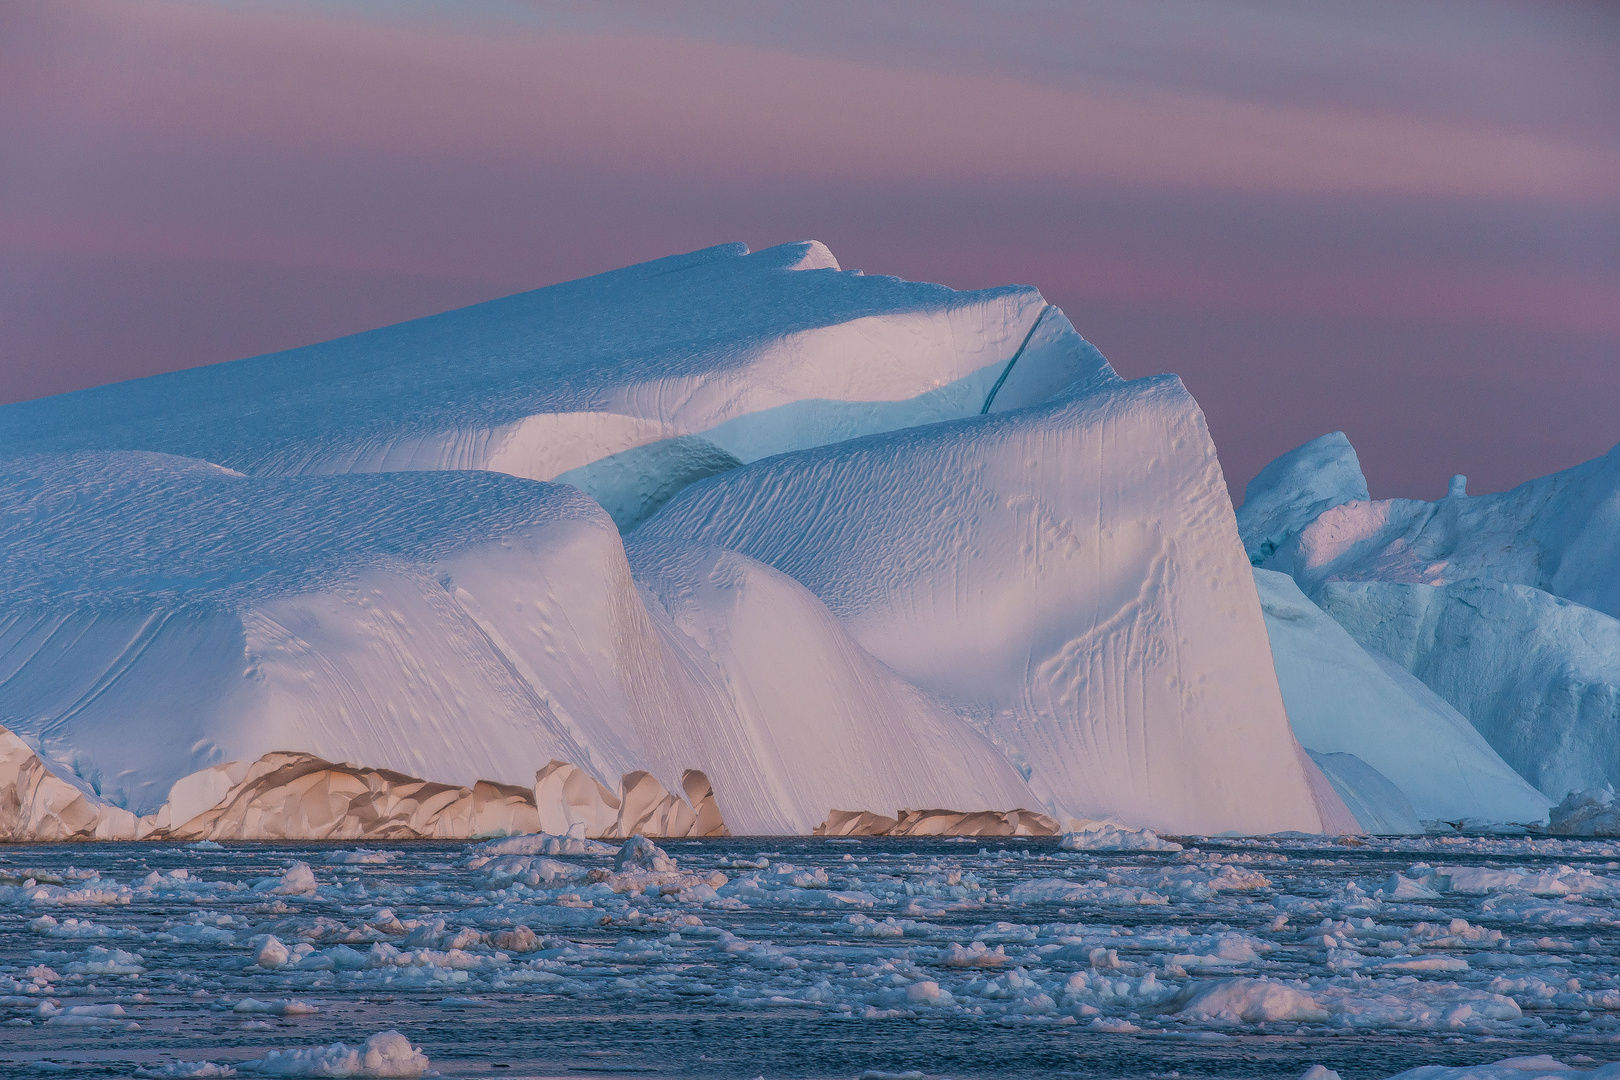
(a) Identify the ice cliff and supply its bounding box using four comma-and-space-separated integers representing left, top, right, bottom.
634, 376, 1337, 834
1253, 568, 1548, 827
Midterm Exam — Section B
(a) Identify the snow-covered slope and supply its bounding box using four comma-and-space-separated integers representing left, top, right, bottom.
0, 242, 1108, 530
0, 450, 1037, 829
635, 375, 1340, 835
1318, 578, 1620, 803
629, 544, 1037, 834
1255, 569, 1550, 825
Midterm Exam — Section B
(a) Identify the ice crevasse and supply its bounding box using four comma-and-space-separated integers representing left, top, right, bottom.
0, 241, 1357, 838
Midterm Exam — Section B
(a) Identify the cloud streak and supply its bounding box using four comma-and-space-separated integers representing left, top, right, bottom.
9, 2, 1617, 200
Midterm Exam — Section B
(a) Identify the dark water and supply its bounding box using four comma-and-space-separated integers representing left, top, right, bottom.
1, 835, 1616, 1079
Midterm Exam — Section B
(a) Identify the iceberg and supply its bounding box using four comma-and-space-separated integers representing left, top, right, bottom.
0, 240, 1356, 838
1254, 568, 1549, 827
1248, 432, 1620, 805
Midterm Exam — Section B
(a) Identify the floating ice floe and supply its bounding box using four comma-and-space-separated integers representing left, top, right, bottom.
1379, 1057, 1620, 1080
4, 834, 1620, 1067
137, 1030, 427, 1078
1550, 788, 1620, 836
1059, 821, 1183, 851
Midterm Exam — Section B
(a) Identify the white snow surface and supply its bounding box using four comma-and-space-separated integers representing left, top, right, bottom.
634, 373, 1338, 835
0, 241, 1109, 531
1254, 569, 1550, 826
629, 543, 1037, 833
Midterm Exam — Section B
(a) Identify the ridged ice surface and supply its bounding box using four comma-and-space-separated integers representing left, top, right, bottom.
636, 376, 1332, 835
1252, 434, 1620, 805
1320, 578, 1620, 803
1262, 441, 1620, 620
2, 836, 1619, 1078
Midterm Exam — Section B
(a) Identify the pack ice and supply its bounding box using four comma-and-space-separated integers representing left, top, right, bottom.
1246, 431, 1620, 821
0, 241, 1358, 839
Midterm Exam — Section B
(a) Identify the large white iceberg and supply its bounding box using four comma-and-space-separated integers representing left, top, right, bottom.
0, 241, 1359, 838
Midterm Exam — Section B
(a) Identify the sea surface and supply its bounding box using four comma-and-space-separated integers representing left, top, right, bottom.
2, 834, 1617, 1079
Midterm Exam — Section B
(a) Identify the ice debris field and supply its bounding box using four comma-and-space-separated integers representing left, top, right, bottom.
3, 240, 1620, 1073
4, 833, 1620, 1078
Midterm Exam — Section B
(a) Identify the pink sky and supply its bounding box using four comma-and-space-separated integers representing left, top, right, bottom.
3, 1, 1617, 498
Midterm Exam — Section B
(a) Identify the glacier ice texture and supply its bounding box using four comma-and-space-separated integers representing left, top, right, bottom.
633, 373, 1339, 834
1250, 431, 1620, 813
1254, 568, 1549, 827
